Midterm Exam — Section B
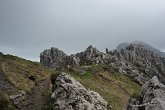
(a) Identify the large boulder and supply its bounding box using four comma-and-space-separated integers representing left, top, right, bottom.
9, 90, 26, 108
141, 76, 165, 110
40, 47, 69, 68
127, 76, 165, 110
51, 73, 108, 110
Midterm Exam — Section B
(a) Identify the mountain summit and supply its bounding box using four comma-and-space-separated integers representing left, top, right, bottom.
117, 41, 165, 57
1, 41, 165, 110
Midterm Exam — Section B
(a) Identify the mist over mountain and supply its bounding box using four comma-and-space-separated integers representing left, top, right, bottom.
117, 41, 165, 57
1, 0, 165, 110
1, 41, 165, 110
1, 0, 165, 61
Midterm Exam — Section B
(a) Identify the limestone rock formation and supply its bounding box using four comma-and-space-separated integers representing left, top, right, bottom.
40, 43, 165, 85
68, 54, 80, 67
40, 47, 68, 68
40, 45, 112, 68
75, 45, 111, 65
116, 42, 165, 84
51, 73, 108, 110
141, 76, 165, 110
117, 41, 165, 58
127, 76, 165, 110
9, 90, 26, 108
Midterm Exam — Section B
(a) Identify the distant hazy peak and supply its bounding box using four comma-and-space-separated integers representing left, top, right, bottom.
132, 41, 153, 48
116, 43, 130, 51
116, 41, 165, 58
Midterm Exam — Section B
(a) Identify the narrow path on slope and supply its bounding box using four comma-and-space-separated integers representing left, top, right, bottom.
21, 78, 50, 110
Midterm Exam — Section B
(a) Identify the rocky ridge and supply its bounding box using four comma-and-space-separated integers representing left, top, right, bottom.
117, 42, 165, 84
75, 45, 111, 65
51, 73, 108, 110
40, 45, 112, 68
127, 76, 165, 110
117, 41, 165, 57
40, 42, 165, 85
40, 42, 165, 109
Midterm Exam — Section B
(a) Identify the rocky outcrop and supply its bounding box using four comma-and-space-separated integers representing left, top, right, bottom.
68, 54, 80, 67
40, 47, 68, 68
39, 45, 151, 84
117, 41, 165, 58
40, 43, 165, 85
40, 46, 112, 69
9, 90, 26, 108
141, 76, 165, 110
75, 45, 111, 65
127, 76, 165, 110
51, 73, 108, 110
116, 42, 165, 84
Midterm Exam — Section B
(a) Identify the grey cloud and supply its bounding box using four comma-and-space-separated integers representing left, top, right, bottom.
0, 0, 165, 61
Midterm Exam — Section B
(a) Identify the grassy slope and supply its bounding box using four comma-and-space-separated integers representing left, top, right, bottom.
0, 54, 141, 110
69, 65, 141, 110
0, 54, 54, 92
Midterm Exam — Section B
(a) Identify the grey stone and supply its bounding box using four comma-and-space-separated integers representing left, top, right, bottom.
40, 47, 69, 68
127, 76, 165, 110
116, 42, 165, 84
9, 90, 26, 108
51, 73, 108, 110
75, 45, 111, 65
68, 54, 80, 67
40, 45, 112, 68
142, 76, 165, 110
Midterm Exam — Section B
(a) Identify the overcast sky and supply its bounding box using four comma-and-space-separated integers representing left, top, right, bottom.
0, 0, 165, 61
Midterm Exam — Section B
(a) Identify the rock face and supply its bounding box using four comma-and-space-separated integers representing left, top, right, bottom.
40, 47, 68, 68
127, 76, 165, 110
40, 46, 112, 68
75, 45, 111, 65
118, 41, 165, 58
141, 76, 165, 110
40, 42, 165, 85
51, 73, 108, 110
68, 54, 80, 67
117, 42, 165, 84
9, 90, 26, 108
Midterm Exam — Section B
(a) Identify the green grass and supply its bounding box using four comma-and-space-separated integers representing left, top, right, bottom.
0, 91, 16, 110
69, 65, 141, 110
0, 92, 9, 109
0, 54, 54, 92
0, 54, 141, 110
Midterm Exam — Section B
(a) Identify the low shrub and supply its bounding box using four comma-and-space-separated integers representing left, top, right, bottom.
0, 92, 10, 109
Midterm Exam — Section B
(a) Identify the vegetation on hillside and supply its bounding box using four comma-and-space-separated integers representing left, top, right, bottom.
0, 91, 16, 110
0, 54, 54, 91
68, 65, 141, 110
0, 54, 141, 110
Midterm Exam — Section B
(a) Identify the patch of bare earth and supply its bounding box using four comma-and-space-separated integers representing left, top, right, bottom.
21, 79, 50, 110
